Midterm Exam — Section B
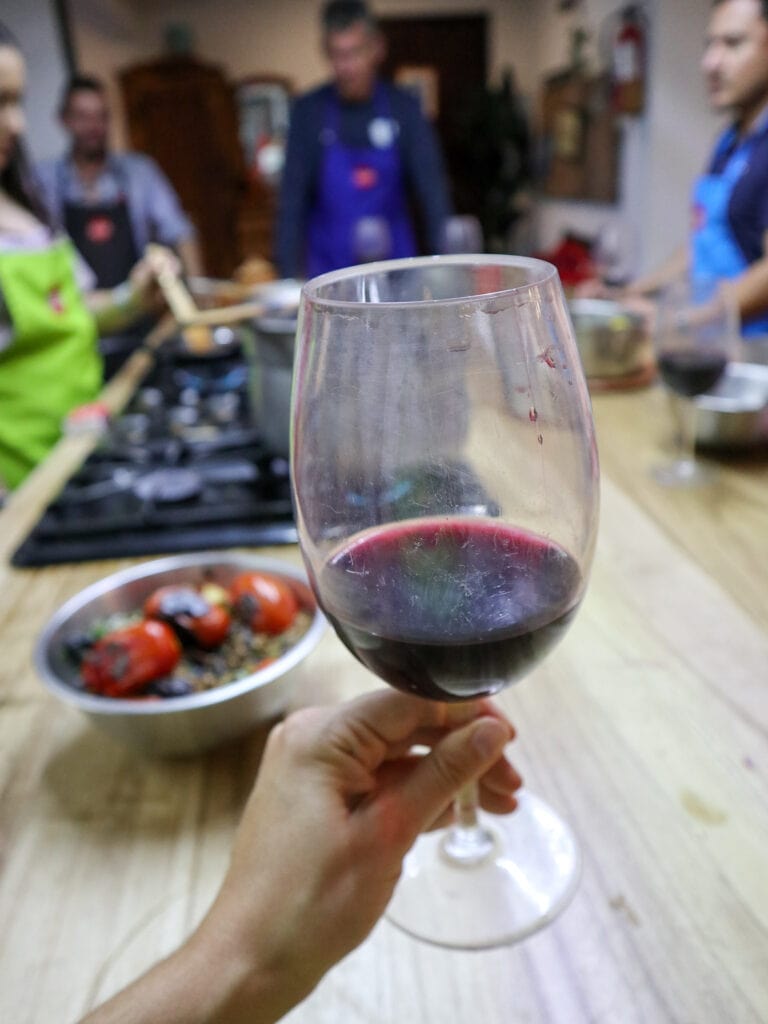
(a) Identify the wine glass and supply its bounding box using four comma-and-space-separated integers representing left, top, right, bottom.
653, 275, 739, 486
290, 255, 600, 949
592, 217, 636, 288
352, 216, 393, 264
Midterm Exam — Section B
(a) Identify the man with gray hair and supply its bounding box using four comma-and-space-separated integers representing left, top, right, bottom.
275, 0, 452, 278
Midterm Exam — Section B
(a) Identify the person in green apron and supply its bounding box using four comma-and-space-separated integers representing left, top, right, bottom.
0, 23, 177, 493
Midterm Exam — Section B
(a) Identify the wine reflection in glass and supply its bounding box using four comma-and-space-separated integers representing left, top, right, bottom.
653, 275, 738, 486
291, 255, 600, 949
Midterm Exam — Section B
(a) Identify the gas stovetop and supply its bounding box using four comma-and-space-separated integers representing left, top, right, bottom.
11, 351, 298, 567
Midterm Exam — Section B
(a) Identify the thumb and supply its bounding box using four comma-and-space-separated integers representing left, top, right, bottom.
395, 716, 510, 839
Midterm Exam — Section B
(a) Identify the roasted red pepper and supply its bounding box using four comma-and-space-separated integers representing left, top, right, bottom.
143, 585, 231, 649
229, 572, 298, 635
81, 620, 181, 697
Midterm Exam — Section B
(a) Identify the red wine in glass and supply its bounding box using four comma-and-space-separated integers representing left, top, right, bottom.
319, 517, 582, 702
653, 277, 737, 484
656, 350, 728, 397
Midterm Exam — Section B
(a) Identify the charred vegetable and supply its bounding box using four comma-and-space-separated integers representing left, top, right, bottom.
144, 585, 231, 649
229, 572, 298, 635
81, 620, 181, 697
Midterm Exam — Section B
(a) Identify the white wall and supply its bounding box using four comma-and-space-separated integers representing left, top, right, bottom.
69, 0, 154, 150
530, 0, 715, 273
3, 0, 70, 161
81, 0, 537, 95
642, 0, 717, 269
69, 0, 719, 273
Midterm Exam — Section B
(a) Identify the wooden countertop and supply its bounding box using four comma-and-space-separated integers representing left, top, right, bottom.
1, 364, 767, 1023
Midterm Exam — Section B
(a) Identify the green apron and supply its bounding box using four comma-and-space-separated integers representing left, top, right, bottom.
0, 237, 102, 488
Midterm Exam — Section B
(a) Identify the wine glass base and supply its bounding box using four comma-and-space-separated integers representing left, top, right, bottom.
385, 791, 581, 950
652, 458, 715, 487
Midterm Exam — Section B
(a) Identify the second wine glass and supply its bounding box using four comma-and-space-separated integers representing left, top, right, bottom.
291, 255, 600, 949
653, 276, 739, 486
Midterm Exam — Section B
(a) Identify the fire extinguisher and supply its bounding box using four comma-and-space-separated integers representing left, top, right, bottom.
612, 4, 646, 115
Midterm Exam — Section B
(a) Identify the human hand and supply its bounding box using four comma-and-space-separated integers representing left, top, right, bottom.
197, 690, 520, 1018
81, 691, 520, 1024
573, 276, 617, 299
127, 244, 181, 313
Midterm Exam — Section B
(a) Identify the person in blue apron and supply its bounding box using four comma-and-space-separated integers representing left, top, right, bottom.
276, 0, 452, 279
578, 0, 768, 340
690, 108, 768, 338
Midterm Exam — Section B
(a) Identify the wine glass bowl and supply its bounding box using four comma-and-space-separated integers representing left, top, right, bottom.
653, 276, 739, 486
291, 255, 600, 948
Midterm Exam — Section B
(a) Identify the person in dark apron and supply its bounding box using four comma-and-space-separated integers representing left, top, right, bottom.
56, 157, 139, 289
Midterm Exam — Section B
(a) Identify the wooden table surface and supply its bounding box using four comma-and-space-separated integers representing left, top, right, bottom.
1, 358, 767, 1024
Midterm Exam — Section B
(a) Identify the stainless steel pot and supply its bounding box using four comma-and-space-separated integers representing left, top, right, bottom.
568, 298, 649, 379
243, 280, 302, 458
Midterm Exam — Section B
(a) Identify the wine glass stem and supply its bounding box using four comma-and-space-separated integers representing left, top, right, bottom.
670, 393, 697, 468
440, 781, 496, 866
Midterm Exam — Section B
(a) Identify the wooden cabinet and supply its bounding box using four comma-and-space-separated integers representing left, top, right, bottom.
120, 55, 250, 277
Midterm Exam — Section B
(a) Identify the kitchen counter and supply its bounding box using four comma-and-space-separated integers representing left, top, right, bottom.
1, 362, 767, 1023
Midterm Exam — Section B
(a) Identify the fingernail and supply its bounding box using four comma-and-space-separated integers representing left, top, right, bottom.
472, 718, 507, 758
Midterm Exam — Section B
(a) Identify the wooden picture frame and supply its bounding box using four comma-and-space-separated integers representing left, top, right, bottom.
540, 70, 619, 201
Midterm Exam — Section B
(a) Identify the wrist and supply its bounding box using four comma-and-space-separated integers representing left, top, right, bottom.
186, 899, 312, 1024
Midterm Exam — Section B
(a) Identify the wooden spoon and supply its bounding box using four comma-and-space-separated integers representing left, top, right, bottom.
148, 245, 266, 341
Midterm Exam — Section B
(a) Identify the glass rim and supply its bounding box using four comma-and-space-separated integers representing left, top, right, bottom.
301, 254, 559, 310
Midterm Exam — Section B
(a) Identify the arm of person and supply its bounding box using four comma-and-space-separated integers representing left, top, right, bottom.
622, 245, 689, 298
175, 235, 204, 278
575, 246, 689, 300
726, 230, 768, 322
274, 96, 320, 278
80, 690, 521, 1024
134, 156, 202, 277
397, 92, 453, 253
85, 246, 180, 336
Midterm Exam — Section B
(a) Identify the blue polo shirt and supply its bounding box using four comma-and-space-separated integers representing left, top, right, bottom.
708, 111, 768, 265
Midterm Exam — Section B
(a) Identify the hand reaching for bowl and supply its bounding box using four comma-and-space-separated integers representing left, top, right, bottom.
81, 690, 521, 1024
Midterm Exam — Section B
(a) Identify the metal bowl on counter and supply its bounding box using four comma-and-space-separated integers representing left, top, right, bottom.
35, 553, 326, 757
695, 362, 768, 448
568, 298, 650, 379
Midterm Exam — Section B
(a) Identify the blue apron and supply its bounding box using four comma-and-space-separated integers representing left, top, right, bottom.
306, 84, 417, 278
691, 126, 768, 338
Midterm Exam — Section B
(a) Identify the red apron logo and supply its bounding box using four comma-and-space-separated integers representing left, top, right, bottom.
352, 165, 379, 190
691, 202, 706, 232
48, 286, 66, 314
86, 214, 115, 244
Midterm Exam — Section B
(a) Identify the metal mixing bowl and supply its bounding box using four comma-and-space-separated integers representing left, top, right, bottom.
35, 553, 326, 757
695, 362, 768, 448
568, 297, 650, 378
